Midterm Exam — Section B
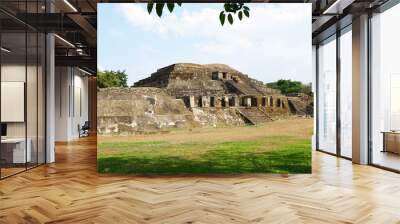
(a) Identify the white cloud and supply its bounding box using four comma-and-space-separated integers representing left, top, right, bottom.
115, 3, 312, 83
119, 4, 219, 37
119, 4, 309, 38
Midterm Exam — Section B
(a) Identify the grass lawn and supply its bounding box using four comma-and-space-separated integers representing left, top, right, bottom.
97, 135, 311, 174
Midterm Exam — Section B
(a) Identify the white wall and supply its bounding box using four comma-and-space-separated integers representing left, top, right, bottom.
1, 82, 25, 122
1, 65, 26, 133
55, 67, 89, 141
55, 67, 70, 141
71, 71, 89, 138
1, 65, 34, 137
340, 30, 353, 158
318, 38, 337, 154
1, 63, 46, 164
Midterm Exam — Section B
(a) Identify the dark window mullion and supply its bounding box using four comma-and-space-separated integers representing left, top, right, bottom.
36, 0, 39, 167
367, 11, 373, 165
25, 0, 28, 171
44, 0, 48, 164
336, 30, 341, 157
316, 45, 320, 151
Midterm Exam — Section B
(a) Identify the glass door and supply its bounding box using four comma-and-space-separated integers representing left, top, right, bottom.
339, 27, 352, 158
0, 1, 47, 179
370, 4, 400, 171
1, 30, 28, 178
317, 35, 337, 155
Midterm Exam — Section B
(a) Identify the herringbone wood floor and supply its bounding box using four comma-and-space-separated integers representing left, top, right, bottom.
1, 136, 400, 224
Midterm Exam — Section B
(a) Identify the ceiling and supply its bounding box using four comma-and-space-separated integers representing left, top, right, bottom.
0, 0, 98, 73
310, 0, 391, 43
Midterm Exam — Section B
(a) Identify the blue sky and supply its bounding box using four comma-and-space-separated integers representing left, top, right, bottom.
98, 3, 312, 86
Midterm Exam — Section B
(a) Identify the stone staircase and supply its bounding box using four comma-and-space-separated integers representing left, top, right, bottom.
287, 98, 309, 115
237, 107, 272, 125
225, 80, 261, 95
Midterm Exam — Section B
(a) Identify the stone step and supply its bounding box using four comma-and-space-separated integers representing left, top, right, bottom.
225, 80, 261, 95
287, 99, 308, 115
237, 108, 272, 125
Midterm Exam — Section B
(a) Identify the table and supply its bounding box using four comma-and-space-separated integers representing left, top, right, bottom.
1, 138, 31, 164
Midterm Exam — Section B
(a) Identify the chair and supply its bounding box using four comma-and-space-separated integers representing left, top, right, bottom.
79, 121, 90, 138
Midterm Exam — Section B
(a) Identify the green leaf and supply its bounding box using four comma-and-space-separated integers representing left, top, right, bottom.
155, 3, 165, 17
228, 13, 233, 25
233, 3, 240, 12
238, 11, 243, 20
177, 2, 182, 6
244, 10, 249, 18
147, 2, 154, 14
224, 3, 229, 12
243, 6, 250, 11
219, 11, 225, 26
167, 3, 174, 13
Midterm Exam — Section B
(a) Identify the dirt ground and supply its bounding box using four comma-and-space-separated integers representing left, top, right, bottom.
98, 118, 313, 144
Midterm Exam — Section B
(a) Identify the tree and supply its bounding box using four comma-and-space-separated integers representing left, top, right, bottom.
97, 69, 128, 88
300, 82, 313, 96
266, 79, 305, 95
146, 2, 250, 26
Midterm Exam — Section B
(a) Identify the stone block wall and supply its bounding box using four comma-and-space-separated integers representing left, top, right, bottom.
97, 87, 286, 135
97, 87, 199, 135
